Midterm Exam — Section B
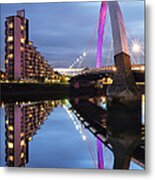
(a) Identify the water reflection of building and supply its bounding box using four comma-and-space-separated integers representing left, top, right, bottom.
5, 100, 58, 167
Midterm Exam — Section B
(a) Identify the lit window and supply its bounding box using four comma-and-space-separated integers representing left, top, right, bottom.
28, 122, 31, 126
20, 47, 24, 51
8, 54, 13, 59
29, 114, 33, 118
5, 59, 8, 64
20, 38, 25, 43
8, 142, 14, 148
20, 25, 24, 30
8, 45, 13, 50
20, 133, 24, 137
20, 140, 25, 146
8, 126, 13, 131
8, 23, 13, 29
9, 156, 14, 161
20, 153, 24, 158
28, 137, 32, 141
7, 36, 13, 42
1, 102, 4, 107
9, 134, 13, 139
113, 66, 117, 71
5, 119, 9, 125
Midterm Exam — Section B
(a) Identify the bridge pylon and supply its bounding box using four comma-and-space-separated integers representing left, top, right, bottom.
97, 1, 139, 98
107, 1, 138, 97
107, 52, 138, 97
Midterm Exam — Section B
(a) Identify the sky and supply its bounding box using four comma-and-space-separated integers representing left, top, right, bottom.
0, 1, 144, 69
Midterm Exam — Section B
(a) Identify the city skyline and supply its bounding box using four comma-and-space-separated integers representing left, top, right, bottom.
0, 1, 144, 70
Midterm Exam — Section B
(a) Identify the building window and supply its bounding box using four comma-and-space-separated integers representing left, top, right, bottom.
7, 36, 13, 42
24, 19, 27, 24
20, 38, 25, 44
8, 54, 13, 59
8, 134, 13, 140
5, 59, 8, 64
20, 25, 24, 31
20, 153, 24, 159
8, 126, 14, 131
8, 45, 13, 50
8, 23, 13, 29
20, 47, 24, 51
20, 140, 25, 146
8, 156, 14, 161
8, 142, 14, 149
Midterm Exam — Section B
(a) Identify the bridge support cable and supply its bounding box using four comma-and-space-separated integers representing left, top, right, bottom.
69, 17, 99, 69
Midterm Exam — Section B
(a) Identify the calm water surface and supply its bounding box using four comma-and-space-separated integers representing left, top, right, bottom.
0, 95, 144, 170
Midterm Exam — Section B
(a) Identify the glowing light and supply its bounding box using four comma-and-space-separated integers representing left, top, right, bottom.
20, 37, 25, 43
21, 153, 24, 158
8, 54, 13, 59
7, 36, 13, 42
20, 140, 25, 146
77, 58, 79, 62
9, 134, 13, 139
6, 120, 9, 125
132, 42, 141, 53
101, 96, 106, 103
1, 101, 4, 108
8, 142, 14, 149
9, 156, 14, 161
5, 59, 8, 64
8, 23, 13, 29
75, 124, 79, 130
141, 66, 145, 71
20, 25, 24, 30
112, 66, 117, 72
8, 126, 13, 131
82, 135, 86, 141
83, 52, 87, 57
20, 133, 24, 137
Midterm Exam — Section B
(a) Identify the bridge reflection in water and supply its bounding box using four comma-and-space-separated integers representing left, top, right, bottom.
0, 94, 144, 169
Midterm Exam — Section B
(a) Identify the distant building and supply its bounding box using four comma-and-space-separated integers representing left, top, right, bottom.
5, 10, 54, 81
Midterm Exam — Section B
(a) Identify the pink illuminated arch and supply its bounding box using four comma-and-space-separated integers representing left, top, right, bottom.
96, 1, 129, 68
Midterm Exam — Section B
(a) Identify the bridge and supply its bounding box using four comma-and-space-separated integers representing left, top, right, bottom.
68, 1, 144, 98
66, 1, 145, 169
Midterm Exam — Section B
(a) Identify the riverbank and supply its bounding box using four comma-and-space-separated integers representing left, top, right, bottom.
0, 82, 70, 102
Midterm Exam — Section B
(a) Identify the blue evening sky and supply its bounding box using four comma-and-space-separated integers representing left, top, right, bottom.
0, 1, 144, 69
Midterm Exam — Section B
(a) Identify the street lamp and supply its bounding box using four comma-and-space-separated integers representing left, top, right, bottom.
132, 41, 141, 54
83, 52, 87, 57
